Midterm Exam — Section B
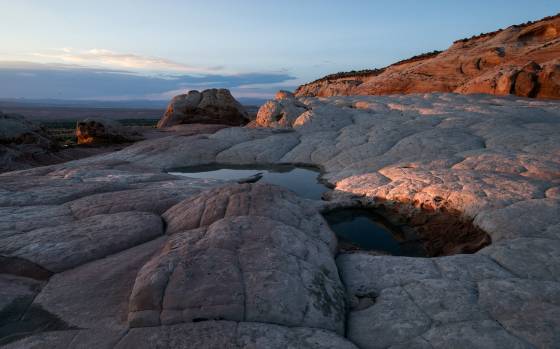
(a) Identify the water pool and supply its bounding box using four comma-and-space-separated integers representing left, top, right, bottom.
168, 164, 329, 200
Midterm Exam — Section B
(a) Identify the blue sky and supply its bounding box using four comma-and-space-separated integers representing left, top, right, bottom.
0, 0, 558, 101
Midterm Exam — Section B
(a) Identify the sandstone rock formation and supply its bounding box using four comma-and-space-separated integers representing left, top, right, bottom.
0, 111, 54, 172
76, 118, 143, 145
296, 14, 560, 99
1, 93, 560, 348
157, 89, 249, 128
129, 185, 344, 333
255, 90, 309, 128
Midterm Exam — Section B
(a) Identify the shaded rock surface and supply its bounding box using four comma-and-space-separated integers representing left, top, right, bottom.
2, 93, 560, 348
296, 14, 560, 99
33, 238, 166, 331
0, 111, 55, 172
157, 89, 249, 128
0, 211, 164, 273
4, 322, 358, 349
0, 275, 43, 326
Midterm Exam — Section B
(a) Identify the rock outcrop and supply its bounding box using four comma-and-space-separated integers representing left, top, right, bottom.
1, 93, 560, 348
255, 90, 309, 128
296, 14, 560, 99
157, 89, 249, 128
0, 112, 52, 147
76, 118, 143, 145
0, 112, 54, 172
128, 184, 344, 333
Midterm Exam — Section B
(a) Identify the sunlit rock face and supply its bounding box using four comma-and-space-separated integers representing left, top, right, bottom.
296, 14, 560, 99
1, 93, 560, 348
157, 88, 249, 128
255, 90, 309, 128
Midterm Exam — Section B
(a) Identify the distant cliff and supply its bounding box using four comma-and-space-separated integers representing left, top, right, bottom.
295, 14, 560, 99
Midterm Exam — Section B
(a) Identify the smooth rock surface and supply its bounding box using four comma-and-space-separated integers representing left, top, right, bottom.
33, 238, 165, 330
0, 211, 164, 272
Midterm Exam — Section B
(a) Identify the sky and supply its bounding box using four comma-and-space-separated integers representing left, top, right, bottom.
0, 0, 559, 102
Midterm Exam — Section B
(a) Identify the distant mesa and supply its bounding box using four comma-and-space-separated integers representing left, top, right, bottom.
295, 14, 560, 99
157, 88, 250, 128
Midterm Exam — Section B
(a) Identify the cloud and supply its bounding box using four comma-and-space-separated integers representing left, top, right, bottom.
31, 48, 221, 74
0, 61, 297, 100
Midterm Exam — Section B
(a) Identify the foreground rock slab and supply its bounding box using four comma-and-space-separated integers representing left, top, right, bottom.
1, 93, 560, 348
5, 322, 358, 349
0, 211, 164, 273
129, 184, 345, 334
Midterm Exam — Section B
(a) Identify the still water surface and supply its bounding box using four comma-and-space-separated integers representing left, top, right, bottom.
169, 164, 327, 200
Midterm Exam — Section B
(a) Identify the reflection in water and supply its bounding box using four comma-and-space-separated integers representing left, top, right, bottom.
168, 164, 328, 200
324, 208, 427, 257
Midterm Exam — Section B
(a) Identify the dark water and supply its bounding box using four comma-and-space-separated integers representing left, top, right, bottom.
323, 208, 426, 257
168, 164, 329, 200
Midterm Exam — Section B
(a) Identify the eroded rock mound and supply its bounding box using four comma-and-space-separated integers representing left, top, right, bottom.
157, 89, 249, 128
76, 118, 142, 145
255, 90, 309, 128
162, 183, 336, 249
296, 14, 560, 99
129, 184, 345, 334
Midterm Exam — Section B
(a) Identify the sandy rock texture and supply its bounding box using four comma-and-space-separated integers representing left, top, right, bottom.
1, 93, 560, 348
157, 89, 249, 128
296, 14, 560, 100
